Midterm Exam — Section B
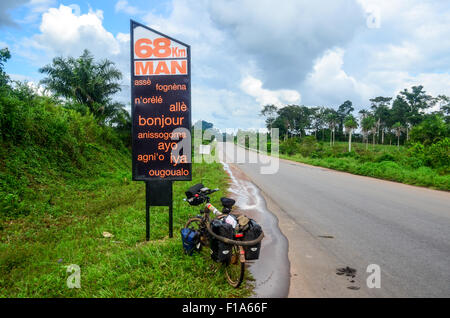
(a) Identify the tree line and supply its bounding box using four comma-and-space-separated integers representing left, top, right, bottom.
260, 87, 450, 150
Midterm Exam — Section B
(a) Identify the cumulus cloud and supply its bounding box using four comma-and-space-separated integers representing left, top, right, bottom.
12, 4, 131, 104
240, 75, 300, 107
35, 5, 121, 57
302, 48, 375, 107
207, 0, 366, 90
298, 0, 450, 109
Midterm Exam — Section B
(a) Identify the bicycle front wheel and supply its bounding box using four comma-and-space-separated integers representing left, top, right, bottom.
225, 245, 245, 288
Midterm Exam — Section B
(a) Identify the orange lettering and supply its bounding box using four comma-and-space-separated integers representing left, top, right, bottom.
135, 61, 153, 75
171, 60, 187, 74
155, 61, 170, 75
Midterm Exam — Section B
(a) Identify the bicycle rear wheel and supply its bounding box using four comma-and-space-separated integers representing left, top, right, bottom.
225, 245, 245, 288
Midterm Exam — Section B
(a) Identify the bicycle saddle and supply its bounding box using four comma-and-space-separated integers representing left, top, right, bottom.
220, 197, 235, 209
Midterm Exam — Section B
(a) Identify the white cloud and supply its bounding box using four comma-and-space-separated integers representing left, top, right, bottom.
193, 86, 265, 129
302, 48, 374, 107
298, 0, 450, 109
240, 75, 300, 107
36, 5, 120, 57
12, 5, 131, 104
207, 0, 366, 90
115, 0, 139, 16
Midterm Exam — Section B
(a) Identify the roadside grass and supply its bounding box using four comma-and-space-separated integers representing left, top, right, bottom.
0, 87, 253, 297
237, 139, 449, 191
278, 142, 449, 191
280, 154, 449, 190
0, 160, 253, 298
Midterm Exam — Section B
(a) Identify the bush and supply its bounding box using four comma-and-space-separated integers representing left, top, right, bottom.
299, 136, 319, 157
280, 138, 299, 155
375, 153, 396, 163
410, 115, 449, 146
405, 142, 426, 168
355, 149, 377, 163
426, 138, 449, 171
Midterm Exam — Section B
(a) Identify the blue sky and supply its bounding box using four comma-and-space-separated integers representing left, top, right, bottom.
1, 0, 450, 130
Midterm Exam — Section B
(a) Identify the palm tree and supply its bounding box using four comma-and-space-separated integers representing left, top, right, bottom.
359, 108, 369, 120
344, 115, 358, 152
39, 49, 123, 124
325, 110, 338, 146
361, 116, 375, 150
392, 122, 404, 147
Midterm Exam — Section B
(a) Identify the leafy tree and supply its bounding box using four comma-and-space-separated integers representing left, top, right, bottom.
310, 106, 327, 139
39, 49, 123, 124
390, 96, 409, 126
344, 114, 358, 152
0, 47, 11, 86
409, 115, 448, 146
272, 105, 312, 140
260, 104, 278, 131
435, 95, 450, 124
337, 100, 354, 139
398, 85, 433, 139
370, 96, 392, 144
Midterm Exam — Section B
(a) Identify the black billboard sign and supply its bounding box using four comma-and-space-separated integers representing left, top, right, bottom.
131, 20, 191, 181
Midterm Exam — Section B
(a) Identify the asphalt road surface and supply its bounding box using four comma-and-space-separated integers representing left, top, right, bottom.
217, 142, 450, 297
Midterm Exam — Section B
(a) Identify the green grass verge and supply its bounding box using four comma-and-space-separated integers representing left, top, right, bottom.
0, 160, 253, 297
238, 140, 449, 191
279, 148, 449, 191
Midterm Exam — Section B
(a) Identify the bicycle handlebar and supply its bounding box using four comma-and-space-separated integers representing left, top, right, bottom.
203, 188, 219, 195
205, 221, 264, 246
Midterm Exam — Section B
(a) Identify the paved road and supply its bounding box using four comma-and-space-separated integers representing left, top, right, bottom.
218, 142, 450, 297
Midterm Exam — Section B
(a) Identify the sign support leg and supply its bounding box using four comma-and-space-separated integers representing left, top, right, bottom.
168, 181, 173, 238
169, 200, 173, 238
146, 181, 150, 241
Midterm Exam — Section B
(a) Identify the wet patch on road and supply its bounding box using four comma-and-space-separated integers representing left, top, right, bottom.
221, 161, 290, 298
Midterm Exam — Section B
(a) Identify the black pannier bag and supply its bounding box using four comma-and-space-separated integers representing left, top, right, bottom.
209, 219, 234, 264
185, 183, 205, 206
243, 219, 262, 260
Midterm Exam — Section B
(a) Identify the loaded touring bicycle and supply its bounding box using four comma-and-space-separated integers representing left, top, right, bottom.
181, 183, 264, 288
